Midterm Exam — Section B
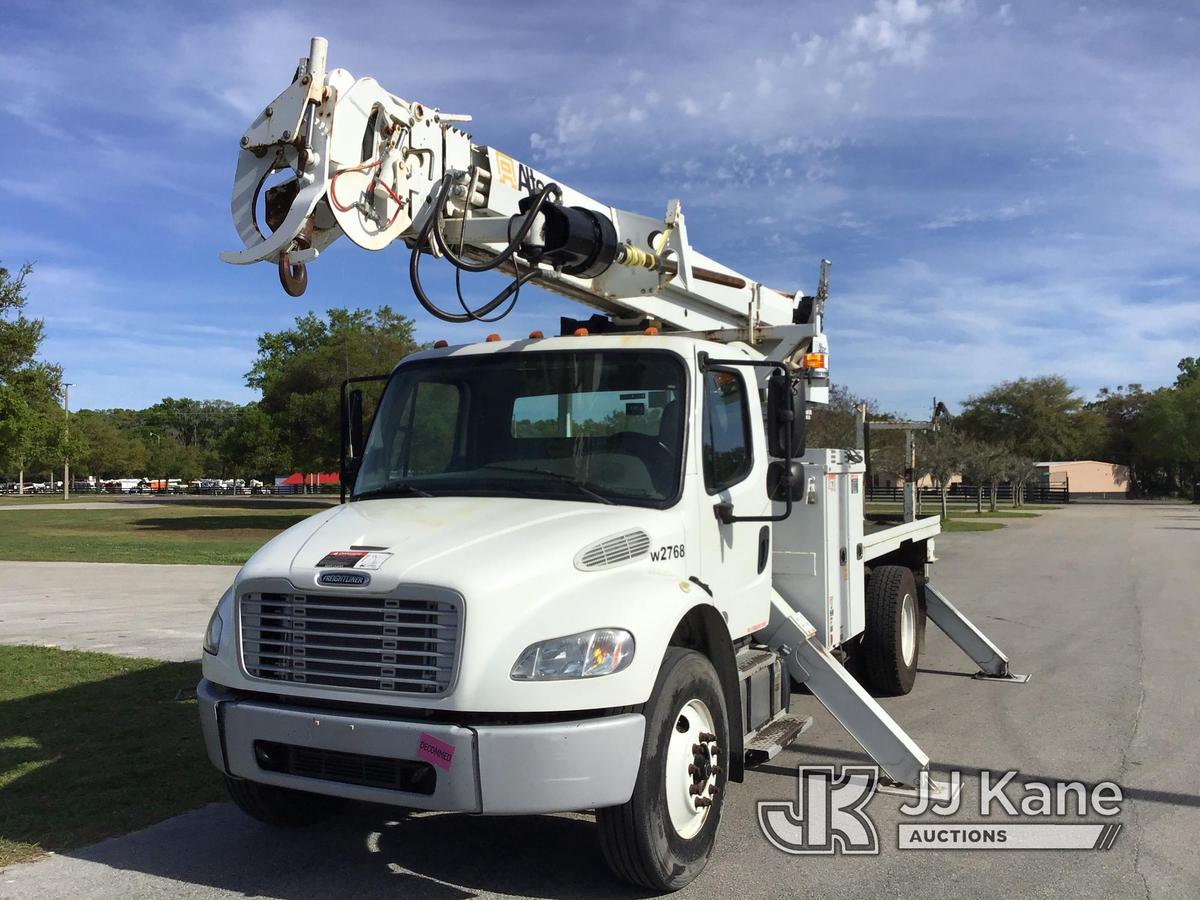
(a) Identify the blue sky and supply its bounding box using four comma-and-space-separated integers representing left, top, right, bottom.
2, 0, 1198, 418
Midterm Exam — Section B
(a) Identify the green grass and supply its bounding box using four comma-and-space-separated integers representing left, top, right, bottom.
866, 504, 1009, 532
0, 496, 75, 505
947, 509, 1041, 518
936, 517, 1006, 532
0, 504, 326, 565
0, 646, 223, 868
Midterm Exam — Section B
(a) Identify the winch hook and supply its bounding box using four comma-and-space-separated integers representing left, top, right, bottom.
278, 245, 309, 297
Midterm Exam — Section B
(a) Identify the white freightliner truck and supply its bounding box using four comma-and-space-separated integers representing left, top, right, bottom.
202, 38, 1027, 890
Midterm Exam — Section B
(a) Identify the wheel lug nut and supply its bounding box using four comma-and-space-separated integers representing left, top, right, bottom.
695, 797, 712, 808
699, 732, 716, 742
688, 764, 699, 776
689, 784, 703, 795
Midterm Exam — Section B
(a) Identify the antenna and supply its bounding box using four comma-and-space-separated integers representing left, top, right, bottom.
815, 259, 831, 317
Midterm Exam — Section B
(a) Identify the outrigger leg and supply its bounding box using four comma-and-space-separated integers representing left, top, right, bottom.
923, 584, 1031, 684
763, 596, 948, 795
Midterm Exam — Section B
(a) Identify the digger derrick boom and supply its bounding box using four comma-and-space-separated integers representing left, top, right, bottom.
219, 37, 830, 396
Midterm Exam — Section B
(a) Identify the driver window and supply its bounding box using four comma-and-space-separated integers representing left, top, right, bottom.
702, 369, 751, 493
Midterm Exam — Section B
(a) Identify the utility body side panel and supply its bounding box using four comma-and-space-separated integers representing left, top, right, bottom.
769, 449, 866, 649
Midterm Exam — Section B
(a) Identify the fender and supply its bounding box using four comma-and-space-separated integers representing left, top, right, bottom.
666, 603, 746, 782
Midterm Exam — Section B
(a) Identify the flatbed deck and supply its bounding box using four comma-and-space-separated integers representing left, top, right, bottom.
860, 514, 940, 562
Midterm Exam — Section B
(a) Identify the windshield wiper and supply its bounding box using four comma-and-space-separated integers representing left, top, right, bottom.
480, 464, 615, 505
353, 482, 435, 501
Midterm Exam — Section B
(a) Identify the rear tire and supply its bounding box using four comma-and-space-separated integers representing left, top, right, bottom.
224, 775, 345, 827
862, 565, 922, 696
597, 648, 728, 892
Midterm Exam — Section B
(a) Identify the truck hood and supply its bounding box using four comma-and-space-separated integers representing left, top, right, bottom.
238, 496, 672, 595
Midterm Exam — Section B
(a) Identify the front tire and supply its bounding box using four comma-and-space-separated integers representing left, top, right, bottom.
862, 565, 923, 695
597, 648, 729, 892
224, 775, 345, 827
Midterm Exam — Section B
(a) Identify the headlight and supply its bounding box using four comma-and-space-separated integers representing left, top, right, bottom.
510, 628, 635, 680
203, 607, 224, 655
203, 593, 228, 655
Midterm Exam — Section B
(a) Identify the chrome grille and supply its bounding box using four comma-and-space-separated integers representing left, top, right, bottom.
240, 591, 459, 694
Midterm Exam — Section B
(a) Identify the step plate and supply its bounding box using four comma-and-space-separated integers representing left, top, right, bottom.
744, 713, 814, 767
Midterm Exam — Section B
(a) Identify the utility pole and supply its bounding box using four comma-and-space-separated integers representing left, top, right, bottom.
149, 432, 162, 495
62, 382, 73, 501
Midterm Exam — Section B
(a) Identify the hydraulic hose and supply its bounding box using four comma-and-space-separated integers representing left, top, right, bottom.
408, 174, 560, 323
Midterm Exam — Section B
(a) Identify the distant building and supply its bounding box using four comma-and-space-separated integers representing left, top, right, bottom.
870, 472, 962, 489
275, 472, 340, 493
1035, 461, 1129, 500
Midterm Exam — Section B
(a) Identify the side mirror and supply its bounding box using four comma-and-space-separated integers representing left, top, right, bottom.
347, 389, 365, 460
341, 457, 362, 489
766, 460, 805, 502
766, 373, 806, 458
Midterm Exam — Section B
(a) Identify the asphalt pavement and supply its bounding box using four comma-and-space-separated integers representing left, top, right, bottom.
0, 502, 168, 512
0, 561, 237, 661
1, 503, 1198, 898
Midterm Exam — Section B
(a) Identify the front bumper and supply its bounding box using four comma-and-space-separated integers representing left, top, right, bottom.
198, 679, 645, 814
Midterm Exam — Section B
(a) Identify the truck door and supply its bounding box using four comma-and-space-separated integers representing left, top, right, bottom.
695, 363, 773, 636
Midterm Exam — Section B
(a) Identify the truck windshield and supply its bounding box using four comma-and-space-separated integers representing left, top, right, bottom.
353, 349, 688, 507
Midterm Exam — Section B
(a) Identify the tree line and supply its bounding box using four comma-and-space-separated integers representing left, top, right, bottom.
2, 260, 1196, 498
0, 263, 420, 488
812, 366, 1200, 518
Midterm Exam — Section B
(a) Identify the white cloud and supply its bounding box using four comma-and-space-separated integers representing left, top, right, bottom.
1140, 275, 1187, 288
849, 0, 936, 65
0, 177, 75, 210
922, 197, 1041, 230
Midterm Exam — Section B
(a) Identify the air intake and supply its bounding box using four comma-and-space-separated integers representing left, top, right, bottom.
575, 529, 652, 570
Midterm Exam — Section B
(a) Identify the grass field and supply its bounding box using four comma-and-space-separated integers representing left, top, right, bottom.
0, 499, 1035, 566
0, 503, 327, 565
930, 517, 1005, 532
866, 501, 1064, 531
0, 646, 222, 868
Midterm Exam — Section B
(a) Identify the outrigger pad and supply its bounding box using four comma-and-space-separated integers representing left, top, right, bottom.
973, 671, 1032, 684
875, 776, 962, 803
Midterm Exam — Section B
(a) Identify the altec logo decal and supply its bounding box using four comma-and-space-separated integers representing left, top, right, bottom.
494, 150, 518, 190
758, 766, 1124, 854
492, 149, 550, 195
317, 571, 370, 587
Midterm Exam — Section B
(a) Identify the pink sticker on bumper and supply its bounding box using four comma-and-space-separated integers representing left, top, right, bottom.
417, 733, 455, 770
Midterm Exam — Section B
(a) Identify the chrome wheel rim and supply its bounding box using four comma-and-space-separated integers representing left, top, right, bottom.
900, 592, 918, 667
664, 698, 719, 839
